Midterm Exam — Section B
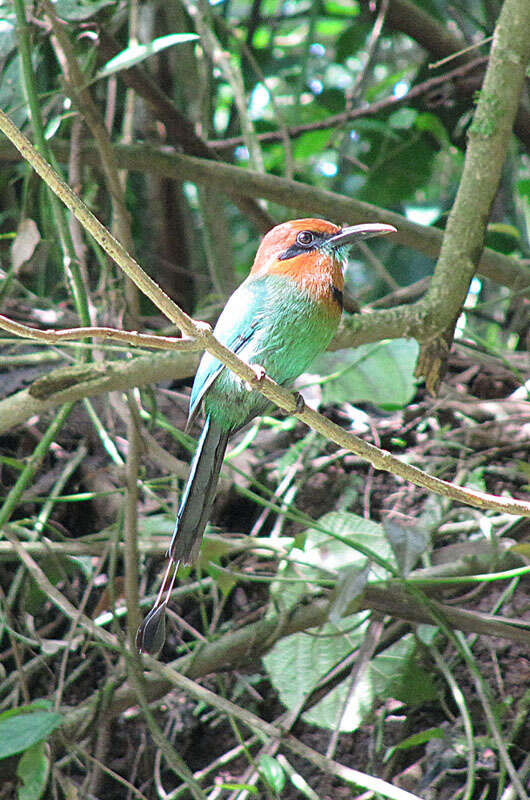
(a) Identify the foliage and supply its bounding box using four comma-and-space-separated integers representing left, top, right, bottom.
0, 0, 529, 798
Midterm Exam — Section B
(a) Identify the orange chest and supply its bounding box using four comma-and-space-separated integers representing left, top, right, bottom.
263, 250, 344, 317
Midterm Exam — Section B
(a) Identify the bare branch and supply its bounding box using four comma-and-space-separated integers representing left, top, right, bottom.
1, 107, 529, 521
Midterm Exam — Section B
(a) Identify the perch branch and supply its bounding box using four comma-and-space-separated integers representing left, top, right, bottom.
1, 108, 529, 520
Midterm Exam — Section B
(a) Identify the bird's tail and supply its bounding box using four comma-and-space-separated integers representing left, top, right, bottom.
169, 416, 230, 565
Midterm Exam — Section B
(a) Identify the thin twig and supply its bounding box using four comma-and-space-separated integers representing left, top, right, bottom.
208, 58, 488, 150
0, 313, 200, 351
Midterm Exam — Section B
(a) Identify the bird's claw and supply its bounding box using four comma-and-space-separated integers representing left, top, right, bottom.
293, 392, 305, 413
244, 364, 266, 391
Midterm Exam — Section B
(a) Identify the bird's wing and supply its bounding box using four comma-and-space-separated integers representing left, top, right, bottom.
187, 280, 264, 428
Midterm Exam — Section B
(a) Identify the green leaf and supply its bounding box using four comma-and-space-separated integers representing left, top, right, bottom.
293, 129, 334, 160
385, 727, 445, 761
16, 742, 49, 800
328, 565, 369, 623
52, 0, 114, 21
335, 22, 370, 63
0, 711, 62, 759
485, 222, 521, 254
264, 513, 403, 732
264, 614, 369, 732
259, 755, 286, 793
97, 33, 199, 79
388, 107, 418, 129
414, 112, 450, 146
383, 519, 430, 576
357, 128, 438, 206
295, 511, 395, 581
0, 56, 32, 129
517, 179, 530, 200
313, 339, 419, 410
265, 617, 435, 733
370, 635, 437, 705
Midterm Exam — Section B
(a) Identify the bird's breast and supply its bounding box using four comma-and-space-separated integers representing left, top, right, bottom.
261, 249, 344, 319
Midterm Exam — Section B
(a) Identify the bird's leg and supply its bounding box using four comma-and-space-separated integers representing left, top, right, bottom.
244, 363, 266, 392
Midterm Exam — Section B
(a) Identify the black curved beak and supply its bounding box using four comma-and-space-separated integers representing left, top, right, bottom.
328, 223, 397, 248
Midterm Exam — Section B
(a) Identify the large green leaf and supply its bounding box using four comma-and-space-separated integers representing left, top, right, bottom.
311, 339, 419, 410
0, 711, 62, 759
263, 614, 369, 731
264, 514, 434, 731
355, 126, 439, 206
265, 627, 434, 732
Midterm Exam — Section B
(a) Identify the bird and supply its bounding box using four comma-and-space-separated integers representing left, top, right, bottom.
136, 217, 396, 653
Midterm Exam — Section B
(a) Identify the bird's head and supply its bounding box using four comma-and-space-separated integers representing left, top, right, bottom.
250, 218, 396, 281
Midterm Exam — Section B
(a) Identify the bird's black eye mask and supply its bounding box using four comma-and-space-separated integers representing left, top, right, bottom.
278, 230, 334, 261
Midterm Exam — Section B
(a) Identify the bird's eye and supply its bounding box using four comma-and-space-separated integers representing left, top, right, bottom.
296, 231, 315, 247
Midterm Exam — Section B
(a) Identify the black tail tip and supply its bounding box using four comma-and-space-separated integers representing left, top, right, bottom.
136, 605, 167, 654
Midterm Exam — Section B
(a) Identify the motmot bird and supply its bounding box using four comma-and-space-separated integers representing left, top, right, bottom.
137, 217, 396, 653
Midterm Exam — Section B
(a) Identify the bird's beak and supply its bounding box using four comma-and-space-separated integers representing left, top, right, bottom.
327, 223, 397, 248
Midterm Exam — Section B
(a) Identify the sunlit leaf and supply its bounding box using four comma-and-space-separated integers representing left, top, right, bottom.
259, 755, 286, 793
97, 33, 199, 79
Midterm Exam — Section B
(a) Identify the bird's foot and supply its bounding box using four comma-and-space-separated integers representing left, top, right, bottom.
244, 364, 266, 391
194, 320, 212, 336
293, 392, 305, 413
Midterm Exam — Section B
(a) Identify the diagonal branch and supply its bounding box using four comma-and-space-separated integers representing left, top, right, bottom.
1, 107, 529, 520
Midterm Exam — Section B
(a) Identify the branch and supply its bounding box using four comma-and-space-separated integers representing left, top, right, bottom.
96, 29, 273, 233
362, 0, 530, 151
1, 139, 528, 293
208, 58, 488, 150
102, 145, 530, 295
1, 108, 529, 519
416, 0, 530, 391
0, 313, 200, 352
0, 351, 199, 434
59, 580, 530, 736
